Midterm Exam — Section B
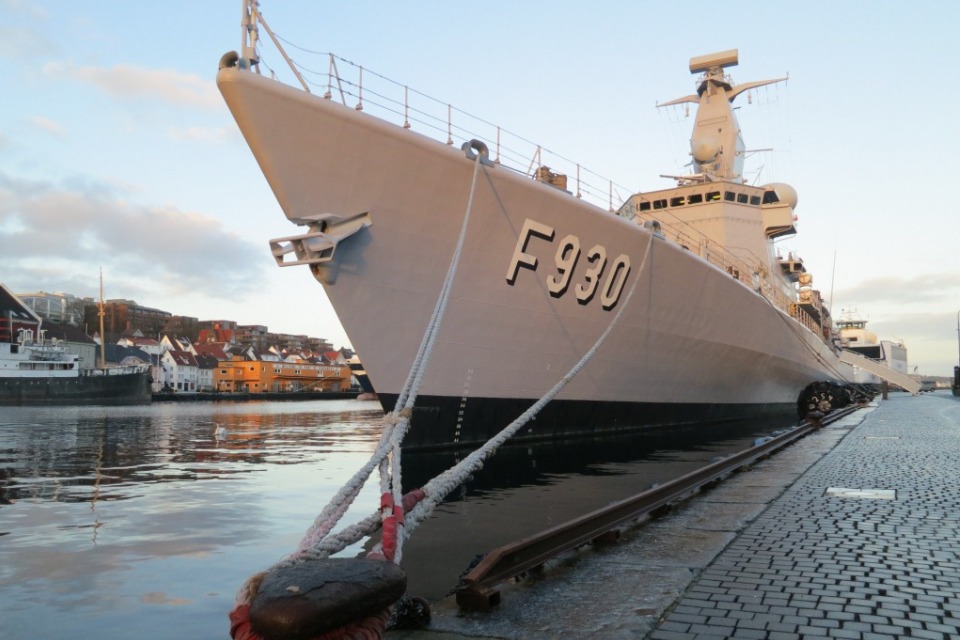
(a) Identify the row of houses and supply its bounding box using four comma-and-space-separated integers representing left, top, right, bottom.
15, 290, 335, 353
130, 333, 354, 394
38, 324, 355, 394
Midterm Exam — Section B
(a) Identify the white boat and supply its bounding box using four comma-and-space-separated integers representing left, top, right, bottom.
0, 283, 152, 406
837, 309, 909, 388
217, 6, 860, 449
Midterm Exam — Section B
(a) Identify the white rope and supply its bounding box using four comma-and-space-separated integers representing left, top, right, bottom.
242, 228, 658, 583
401, 231, 657, 539
234, 153, 485, 607
234, 154, 659, 613
381, 152, 484, 563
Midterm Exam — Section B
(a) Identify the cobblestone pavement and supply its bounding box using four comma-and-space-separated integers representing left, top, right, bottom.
650, 393, 960, 639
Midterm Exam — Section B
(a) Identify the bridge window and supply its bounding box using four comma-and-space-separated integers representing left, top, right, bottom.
736, 193, 748, 204
724, 191, 736, 201
707, 191, 721, 201
638, 201, 651, 211
670, 196, 685, 207
653, 199, 667, 210
749, 195, 761, 206
687, 193, 703, 204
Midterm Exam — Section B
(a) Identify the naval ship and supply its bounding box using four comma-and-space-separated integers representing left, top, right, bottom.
218, 5, 864, 449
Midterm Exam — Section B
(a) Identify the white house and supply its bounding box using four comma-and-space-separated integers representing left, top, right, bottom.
160, 350, 199, 392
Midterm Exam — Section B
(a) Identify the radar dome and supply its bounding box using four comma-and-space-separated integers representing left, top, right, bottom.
691, 138, 720, 163
762, 182, 798, 209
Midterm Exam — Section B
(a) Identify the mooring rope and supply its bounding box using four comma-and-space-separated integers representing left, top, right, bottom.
400, 230, 656, 539
232, 151, 485, 615
376, 147, 485, 564
230, 151, 659, 640
260, 228, 657, 569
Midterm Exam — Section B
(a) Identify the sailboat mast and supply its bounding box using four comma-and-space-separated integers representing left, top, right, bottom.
98, 268, 106, 370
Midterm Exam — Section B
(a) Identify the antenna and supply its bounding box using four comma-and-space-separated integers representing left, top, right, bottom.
241, 0, 260, 67
689, 49, 739, 74
98, 267, 106, 370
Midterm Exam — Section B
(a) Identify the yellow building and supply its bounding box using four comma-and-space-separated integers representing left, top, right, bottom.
213, 357, 350, 393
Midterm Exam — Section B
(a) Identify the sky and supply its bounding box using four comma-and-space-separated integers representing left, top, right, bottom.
2, 1, 959, 375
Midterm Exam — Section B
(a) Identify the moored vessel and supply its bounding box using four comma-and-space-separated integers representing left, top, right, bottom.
0, 284, 151, 406
837, 309, 909, 390
217, 7, 866, 449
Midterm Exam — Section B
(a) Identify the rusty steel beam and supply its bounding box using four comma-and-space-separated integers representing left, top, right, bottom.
455, 405, 861, 611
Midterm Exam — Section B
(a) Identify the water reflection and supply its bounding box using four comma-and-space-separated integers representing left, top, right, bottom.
398, 414, 797, 599
0, 401, 795, 639
0, 400, 386, 640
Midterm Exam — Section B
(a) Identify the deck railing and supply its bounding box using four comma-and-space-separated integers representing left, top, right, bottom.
244, 11, 634, 213
625, 207, 824, 340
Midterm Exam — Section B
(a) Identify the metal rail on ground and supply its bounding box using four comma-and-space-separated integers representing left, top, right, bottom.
455, 405, 862, 611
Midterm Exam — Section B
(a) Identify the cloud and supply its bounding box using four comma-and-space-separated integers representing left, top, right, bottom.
870, 311, 959, 341
41, 61, 221, 110
0, 171, 264, 301
834, 273, 960, 308
2, 0, 50, 20
0, 23, 56, 60
26, 115, 65, 138
165, 125, 236, 143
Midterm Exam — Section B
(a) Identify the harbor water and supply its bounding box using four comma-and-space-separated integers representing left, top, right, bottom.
0, 399, 796, 639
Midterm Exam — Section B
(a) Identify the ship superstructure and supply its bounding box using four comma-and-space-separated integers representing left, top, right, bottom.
837, 309, 909, 388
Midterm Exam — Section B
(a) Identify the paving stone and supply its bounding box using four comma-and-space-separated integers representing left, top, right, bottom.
766, 631, 801, 640
827, 629, 862, 639
923, 621, 960, 634
907, 630, 950, 640
737, 618, 767, 630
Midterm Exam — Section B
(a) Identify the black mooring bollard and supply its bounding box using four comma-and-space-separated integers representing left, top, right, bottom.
248, 557, 406, 640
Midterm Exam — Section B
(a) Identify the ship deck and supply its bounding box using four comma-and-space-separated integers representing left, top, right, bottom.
391, 391, 960, 639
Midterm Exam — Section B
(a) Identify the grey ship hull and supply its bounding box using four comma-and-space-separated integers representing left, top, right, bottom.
218, 68, 848, 450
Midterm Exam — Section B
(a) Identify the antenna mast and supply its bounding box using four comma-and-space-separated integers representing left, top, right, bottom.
98, 268, 106, 370
241, 0, 260, 67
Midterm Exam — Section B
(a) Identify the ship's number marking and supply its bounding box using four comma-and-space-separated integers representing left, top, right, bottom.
506, 218, 631, 310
